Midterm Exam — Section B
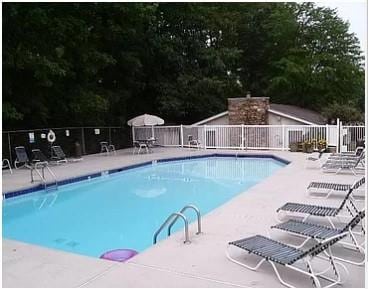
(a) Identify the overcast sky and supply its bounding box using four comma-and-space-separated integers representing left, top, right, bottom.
316, 1, 367, 54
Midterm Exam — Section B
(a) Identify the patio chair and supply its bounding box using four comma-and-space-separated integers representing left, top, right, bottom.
146, 137, 157, 152
2, 159, 13, 174
14, 146, 32, 169
276, 188, 359, 227
32, 149, 49, 164
133, 141, 149, 154
188, 135, 200, 149
306, 176, 365, 199
51, 146, 68, 164
226, 232, 348, 288
100, 141, 116, 156
271, 210, 365, 266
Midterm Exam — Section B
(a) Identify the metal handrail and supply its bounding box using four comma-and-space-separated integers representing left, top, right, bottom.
31, 163, 58, 190
45, 166, 58, 189
168, 204, 202, 236
153, 212, 190, 244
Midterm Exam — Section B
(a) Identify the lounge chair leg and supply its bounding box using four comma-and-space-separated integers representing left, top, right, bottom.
312, 258, 347, 285
305, 260, 322, 288
323, 246, 365, 266
270, 261, 300, 288
225, 245, 266, 271
318, 248, 348, 286
270, 262, 292, 288
325, 228, 365, 266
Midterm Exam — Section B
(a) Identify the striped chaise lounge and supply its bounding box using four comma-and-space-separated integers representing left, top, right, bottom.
330, 146, 364, 157
226, 232, 348, 288
276, 188, 359, 227
51, 145, 68, 164
32, 149, 49, 165
322, 152, 365, 175
306, 176, 365, 199
271, 210, 365, 265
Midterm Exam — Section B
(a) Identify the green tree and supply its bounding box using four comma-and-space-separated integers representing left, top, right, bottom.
322, 101, 364, 124
265, 3, 364, 112
2, 2, 365, 129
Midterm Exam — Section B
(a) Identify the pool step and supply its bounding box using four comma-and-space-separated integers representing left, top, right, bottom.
45, 182, 58, 191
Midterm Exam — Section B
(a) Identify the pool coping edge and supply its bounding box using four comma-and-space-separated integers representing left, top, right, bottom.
2, 153, 290, 199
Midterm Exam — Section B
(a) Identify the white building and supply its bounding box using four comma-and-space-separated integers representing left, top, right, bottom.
193, 103, 327, 126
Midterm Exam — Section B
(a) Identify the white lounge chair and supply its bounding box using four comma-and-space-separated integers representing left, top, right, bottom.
322, 152, 365, 175
188, 135, 200, 149
271, 210, 365, 266
226, 232, 348, 288
306, 177, 365, 199
100, 141, 116, 156
133, 141, 149, 154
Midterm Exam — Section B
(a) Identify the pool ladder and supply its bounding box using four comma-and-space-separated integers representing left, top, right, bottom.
31, 163, 58, 191
153, 204, 202, 245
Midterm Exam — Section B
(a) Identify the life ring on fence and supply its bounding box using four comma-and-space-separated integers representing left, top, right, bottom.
47, 130, 56, 143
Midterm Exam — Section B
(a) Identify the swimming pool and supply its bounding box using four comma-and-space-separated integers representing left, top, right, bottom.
2, 155, 286, 258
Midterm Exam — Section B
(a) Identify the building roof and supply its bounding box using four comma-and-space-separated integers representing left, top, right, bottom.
192, 111, 229, 125
192, 103, 326, 125
269, 104, 326, 125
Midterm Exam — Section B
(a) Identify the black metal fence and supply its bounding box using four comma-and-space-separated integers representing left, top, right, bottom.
2, 126, 132, 165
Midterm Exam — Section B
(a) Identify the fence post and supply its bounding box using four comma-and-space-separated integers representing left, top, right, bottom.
336, 118, 340, 153
241, 124, 244, 150
81, 127, 86, 155
203, 125, 207, 149
180, 125, 183, 147
282, 125, 285, 151
7, 132, 13, 165
108, 127, 112, 144
325, 124, 329, 146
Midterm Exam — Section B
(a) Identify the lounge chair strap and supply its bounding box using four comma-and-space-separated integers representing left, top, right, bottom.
308, 182, 351, 191
272, 220, 341, 240
229, 235, 304, 265
277, 202, 339, 217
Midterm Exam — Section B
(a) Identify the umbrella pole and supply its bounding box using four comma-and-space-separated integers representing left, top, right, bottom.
151, 125, 155, 139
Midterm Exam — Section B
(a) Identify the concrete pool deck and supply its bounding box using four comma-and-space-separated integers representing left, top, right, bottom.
2, 147, 366, 287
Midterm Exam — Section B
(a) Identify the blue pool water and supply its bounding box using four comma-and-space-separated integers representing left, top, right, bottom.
3, 156, 285, 258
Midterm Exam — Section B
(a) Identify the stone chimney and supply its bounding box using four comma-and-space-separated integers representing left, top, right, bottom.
228, 95, 270, 125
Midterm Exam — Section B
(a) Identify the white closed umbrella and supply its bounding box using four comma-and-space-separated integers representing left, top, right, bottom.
127, 114, 164, 126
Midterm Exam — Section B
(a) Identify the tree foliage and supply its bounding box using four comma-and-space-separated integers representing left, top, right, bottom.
3, 2, 365, 129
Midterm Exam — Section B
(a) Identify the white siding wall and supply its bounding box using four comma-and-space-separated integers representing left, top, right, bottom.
198, 112, 309, 126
